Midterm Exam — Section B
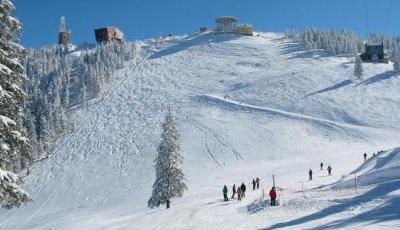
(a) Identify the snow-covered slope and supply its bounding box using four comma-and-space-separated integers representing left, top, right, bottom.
1, 32, 399, 229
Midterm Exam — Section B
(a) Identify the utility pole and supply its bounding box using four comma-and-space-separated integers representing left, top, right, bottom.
272, 174, 275, 187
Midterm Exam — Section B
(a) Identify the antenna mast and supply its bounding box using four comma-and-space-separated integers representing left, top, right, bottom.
59, 16, 67, 33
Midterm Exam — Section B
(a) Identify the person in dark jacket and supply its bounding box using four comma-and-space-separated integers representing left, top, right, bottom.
256, 177, 260, 189
309, 169, 313, 181
252, 179, 256, 190
364, 153, 367, 161
269, 186, 277, 206
237, 186, 242, 201
327, 165, 332, 176
231, 184, 236, 199
240, 183, 246, 198
223, 185, 228, 201
320, 162, 323, 170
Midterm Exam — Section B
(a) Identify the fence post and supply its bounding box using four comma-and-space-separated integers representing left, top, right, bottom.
355, 173, 358, 194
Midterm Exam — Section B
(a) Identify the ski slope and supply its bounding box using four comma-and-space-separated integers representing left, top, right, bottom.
1, 32, 400, 229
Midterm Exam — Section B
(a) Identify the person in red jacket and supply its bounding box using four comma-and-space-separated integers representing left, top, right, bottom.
269, 186, 277, 206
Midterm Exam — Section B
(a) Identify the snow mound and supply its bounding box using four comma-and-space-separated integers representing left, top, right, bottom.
333, 148, 400, 189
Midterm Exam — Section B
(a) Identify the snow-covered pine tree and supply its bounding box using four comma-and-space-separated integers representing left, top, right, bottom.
0, 0, 31, 172
0, 0, 31, 208
0, 168, 31, 208
148, 111, 187, 209
354, 55, 363, 80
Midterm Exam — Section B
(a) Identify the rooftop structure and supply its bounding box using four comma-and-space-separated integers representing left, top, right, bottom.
94, 27, 124, 43
58, 16, 71, 45
215, 16, 238, 33
360, 43, 389, 63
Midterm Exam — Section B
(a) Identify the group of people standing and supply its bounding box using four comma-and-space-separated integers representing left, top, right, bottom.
223, 182, 247, 202
308, 162, 332, 181
223, 177, 261, 202
252, 177, 260, 190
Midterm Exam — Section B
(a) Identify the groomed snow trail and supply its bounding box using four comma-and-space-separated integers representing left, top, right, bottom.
1, 32, 399, 229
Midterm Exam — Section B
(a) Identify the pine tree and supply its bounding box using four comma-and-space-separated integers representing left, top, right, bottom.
0, 0, 31, 208
148, 111, 187, 209
0, 0, 31, 172
354, 56, 363, 80
0, 168, 31, 208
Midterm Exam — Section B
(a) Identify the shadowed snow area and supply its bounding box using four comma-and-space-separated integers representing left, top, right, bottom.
0, 32, 400, 229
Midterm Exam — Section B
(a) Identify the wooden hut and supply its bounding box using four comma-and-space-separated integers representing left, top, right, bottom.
95, 27, 124, 43
360, 43, 389, 63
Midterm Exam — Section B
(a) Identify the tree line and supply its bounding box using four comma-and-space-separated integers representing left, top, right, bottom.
286, 28, 400, 73
23, 41, 140, 159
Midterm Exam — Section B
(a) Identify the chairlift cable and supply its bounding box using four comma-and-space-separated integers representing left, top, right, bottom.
383, 0, 393, 34
364, 0, 369, 42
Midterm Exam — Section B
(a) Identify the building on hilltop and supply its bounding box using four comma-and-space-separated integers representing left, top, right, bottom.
360, 43, 389, 63
58, 16, 71, 45
214, 16, 253, 36
94, 27, 124, 43
236, 24, 253, 36
215, 16, 238, 33
199, 27, 208, 33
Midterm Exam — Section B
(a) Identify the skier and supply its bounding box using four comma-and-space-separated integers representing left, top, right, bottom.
320, 162, 323, 170
231, 184, 236, 199
269, 186, 277, 206
256, 177, 260, 189
363, 153, 367, 161
240, 182, 247, 198
252, 179, 256, 190
237, 185, 242, 201
309, 169, 313, 181
327, 165, 332, 176
223, 185, 228, 201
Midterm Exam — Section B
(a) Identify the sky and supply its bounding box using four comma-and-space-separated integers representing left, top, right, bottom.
13, 0, 399, 47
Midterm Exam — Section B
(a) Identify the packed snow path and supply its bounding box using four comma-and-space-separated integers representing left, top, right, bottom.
0, 32, 399, 229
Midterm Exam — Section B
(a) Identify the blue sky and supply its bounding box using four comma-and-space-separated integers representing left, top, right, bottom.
13, 0, 399, 47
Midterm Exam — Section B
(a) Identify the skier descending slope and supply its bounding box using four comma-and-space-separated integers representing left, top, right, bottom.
309, 169, 313, 181
148, 111, 187, 209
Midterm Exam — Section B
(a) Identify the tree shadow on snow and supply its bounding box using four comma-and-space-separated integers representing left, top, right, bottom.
260, 179, 400, 230
149, 33, 238, 59
356, 70, 397, 86
277, 41, 331, 60
305, 80, 353, 97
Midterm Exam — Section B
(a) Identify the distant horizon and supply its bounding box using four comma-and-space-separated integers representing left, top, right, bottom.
13, 0, 399, 47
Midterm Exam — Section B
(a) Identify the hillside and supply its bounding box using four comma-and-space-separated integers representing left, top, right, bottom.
0, 32, 399, 229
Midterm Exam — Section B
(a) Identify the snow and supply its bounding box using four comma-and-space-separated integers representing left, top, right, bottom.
10, 131, 28, 143
0, 32, 399, 229
0, 63, 12, 75
0, 115, 16, 128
